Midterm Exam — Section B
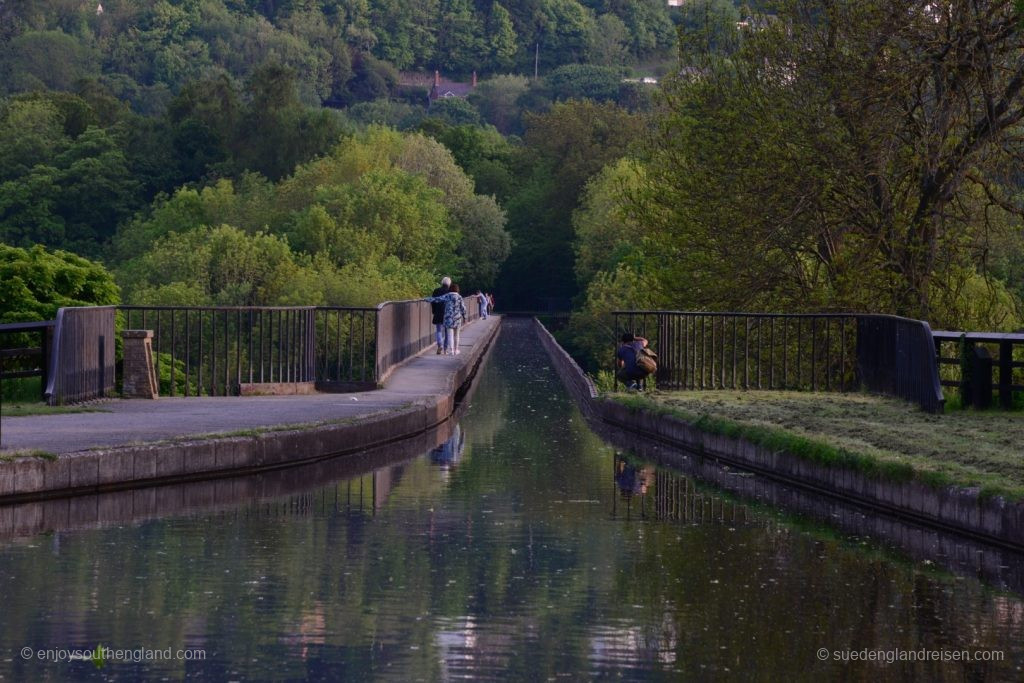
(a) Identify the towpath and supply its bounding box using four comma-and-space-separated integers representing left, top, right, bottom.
0, 317, 500, 454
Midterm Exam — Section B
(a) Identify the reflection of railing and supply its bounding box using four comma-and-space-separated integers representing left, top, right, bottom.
612, 311, 944, 412
0, 321, 54, 399
612, 454, 751, 524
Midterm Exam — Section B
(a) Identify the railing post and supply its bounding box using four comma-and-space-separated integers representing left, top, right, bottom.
999, 340, 1013, 410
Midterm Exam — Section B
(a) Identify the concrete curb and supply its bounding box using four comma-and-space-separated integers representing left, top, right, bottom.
0, 318, 502, 504
533, 319, 1024, 551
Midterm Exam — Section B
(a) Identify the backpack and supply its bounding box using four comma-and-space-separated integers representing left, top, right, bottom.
635, 346, 658, 375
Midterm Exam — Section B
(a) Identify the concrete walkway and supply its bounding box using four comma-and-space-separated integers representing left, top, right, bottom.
1, 317, 500, 455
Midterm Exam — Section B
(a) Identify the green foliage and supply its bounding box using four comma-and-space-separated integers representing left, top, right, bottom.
542, 64, 629, 104
0, 243, 120, 322
468, 74, 531, 135
115, 127, 510, 304
425, 98, 482, 127
629, 0, 1024, 329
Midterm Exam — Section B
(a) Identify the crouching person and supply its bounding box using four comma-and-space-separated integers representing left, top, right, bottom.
616, 333, 654, 390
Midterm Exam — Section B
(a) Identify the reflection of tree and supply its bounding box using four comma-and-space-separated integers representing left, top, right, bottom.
0, 325, 1022, 678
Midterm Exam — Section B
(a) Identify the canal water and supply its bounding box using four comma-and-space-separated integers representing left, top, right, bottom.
1, 324, 1022, 680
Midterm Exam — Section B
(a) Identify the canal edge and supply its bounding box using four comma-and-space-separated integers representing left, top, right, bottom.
533, 318, 1024, 552
0, 318, 503, 504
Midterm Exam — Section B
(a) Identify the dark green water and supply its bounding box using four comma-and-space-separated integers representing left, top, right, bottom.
1, 325, 1022, 680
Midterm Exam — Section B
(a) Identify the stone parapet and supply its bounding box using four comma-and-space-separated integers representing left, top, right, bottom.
122, 330, 158, 399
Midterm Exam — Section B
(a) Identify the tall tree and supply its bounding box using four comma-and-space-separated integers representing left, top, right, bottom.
643, 0, 1024, 326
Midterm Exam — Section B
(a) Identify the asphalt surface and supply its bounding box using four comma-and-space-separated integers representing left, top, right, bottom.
0, 317, 500, 454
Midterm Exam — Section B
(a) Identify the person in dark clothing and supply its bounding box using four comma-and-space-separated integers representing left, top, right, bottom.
431, 277, 451, 354
616, 332, 650, 390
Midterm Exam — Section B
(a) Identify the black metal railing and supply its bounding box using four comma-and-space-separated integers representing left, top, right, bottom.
119, 306, 319, 397
4, 298, 489, 404
933, 331, 1024, 409
0, 321, 54, 400
613, 311, 944, 413
314, 307, 378, 391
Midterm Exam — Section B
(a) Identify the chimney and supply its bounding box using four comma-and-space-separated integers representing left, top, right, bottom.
434, 70, 441, 87
471, 71, 477, 88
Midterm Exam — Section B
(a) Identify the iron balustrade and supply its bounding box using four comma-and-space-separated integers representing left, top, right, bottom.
613, 311, 944, 413
120, 306, 319, 397
0, 321, 54, 399
314, 307, 378, 391
6, 299, 486, 403
119, 300, 481, 397
933, 331, 1024, 409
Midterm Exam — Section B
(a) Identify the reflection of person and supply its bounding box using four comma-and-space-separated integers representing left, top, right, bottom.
431, 276, 451, 354
615, 457, 654, 498
430, 424, 465, 467
616, 332, 650, 390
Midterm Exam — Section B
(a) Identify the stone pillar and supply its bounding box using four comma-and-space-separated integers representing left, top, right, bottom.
122, 330, 158, 399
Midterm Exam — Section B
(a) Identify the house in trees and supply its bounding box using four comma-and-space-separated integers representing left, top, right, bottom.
429, 71, 477, 101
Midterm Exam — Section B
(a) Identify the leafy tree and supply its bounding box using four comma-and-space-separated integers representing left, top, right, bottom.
0, 243, 119, 322
468, 74, 531, 134
542, 63, 629, 104
485, 3, 518, 71
641, 0, 1024, 327
498, 99, 643, 309
586, 13, 630, 66
434, 0, 485, 72
453, 194, 512, 288
572, 158, 645, 288
0, 30, 98, 93
425, 97, 482, 126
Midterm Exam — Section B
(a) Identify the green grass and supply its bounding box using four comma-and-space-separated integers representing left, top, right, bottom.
608, 390, 1024, 501
2, 402, 109, 417
0, 449, 58, 462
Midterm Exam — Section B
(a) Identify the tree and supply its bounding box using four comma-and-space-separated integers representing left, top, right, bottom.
468, 74, 530, 134
498, 100, 644, 309
486, 3, 518, 71
0, 30, 98, 93
541, 64, 629, 104
0, 244, 119, 323
454, 194, 511, 288
434, 0, 485, 72
642, 0, 1024, 327
586, 13, 630, 66
425, 97, 482, 126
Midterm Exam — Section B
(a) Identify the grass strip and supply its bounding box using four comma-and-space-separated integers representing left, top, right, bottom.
608, 393, 1021, 501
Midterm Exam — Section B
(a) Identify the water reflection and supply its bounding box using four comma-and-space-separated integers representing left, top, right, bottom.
430, 424, 465, 470
0, 319, 1022, 680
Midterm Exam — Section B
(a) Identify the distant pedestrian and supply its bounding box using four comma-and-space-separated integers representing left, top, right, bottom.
424, 283, 468, 355
431, 276, 451, 354
487, 292, 495, 313
474, 290, 489, 320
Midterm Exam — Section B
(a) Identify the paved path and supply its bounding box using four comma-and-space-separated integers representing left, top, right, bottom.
0, 317, 500, 454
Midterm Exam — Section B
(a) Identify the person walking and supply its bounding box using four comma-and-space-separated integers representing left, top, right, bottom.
425, 283, 468, 355
474, 290, 489, 320
431, 277, 451, 354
